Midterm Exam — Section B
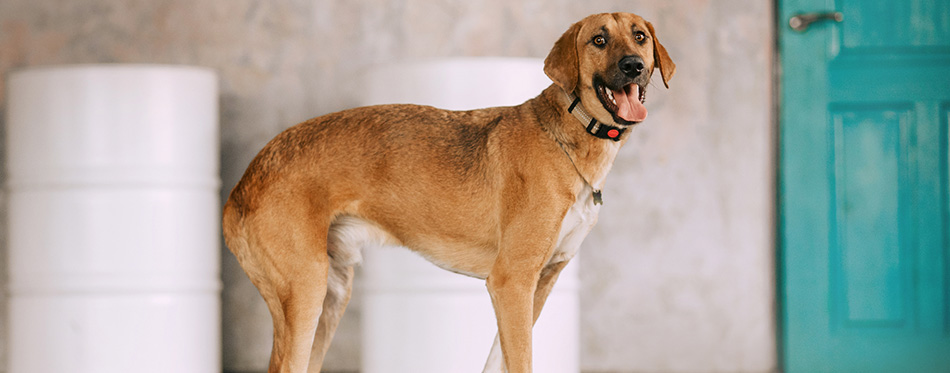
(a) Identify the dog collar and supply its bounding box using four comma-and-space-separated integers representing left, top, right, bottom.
551, 94, 610, 205
562, 91, 628, 142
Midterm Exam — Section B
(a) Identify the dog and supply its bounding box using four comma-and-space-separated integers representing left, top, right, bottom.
223, 12, 675, 373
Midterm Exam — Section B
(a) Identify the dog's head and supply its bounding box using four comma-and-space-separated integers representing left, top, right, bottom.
545, 13, 676, 126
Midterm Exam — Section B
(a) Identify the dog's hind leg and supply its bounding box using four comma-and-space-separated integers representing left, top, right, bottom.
242, 208, 332, 373
268, 242, 330, 372
306, 259, 355, 372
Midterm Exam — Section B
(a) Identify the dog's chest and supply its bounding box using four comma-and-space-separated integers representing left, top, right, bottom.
549, 184, 601, 264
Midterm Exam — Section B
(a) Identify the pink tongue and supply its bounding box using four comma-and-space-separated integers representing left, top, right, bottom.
613, 85, 647, 122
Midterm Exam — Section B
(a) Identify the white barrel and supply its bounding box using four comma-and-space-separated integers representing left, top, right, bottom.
359, 58, 579, 373
6, 65, 221, 373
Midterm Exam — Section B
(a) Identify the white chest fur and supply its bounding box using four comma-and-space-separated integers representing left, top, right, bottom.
549, 184, 601, 265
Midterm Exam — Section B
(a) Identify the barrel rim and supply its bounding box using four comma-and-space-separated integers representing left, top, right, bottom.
8, 63, 217, 79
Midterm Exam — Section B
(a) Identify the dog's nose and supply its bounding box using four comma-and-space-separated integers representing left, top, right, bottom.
619, 56, 645, 77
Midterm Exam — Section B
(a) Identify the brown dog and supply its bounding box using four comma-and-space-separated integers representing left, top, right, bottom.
223, 12, 674, 373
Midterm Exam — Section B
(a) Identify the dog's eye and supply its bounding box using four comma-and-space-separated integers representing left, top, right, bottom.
634, 31, 646, 43
593, 35, 607, 46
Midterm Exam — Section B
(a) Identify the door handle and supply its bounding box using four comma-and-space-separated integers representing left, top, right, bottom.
788, 12, 843, 32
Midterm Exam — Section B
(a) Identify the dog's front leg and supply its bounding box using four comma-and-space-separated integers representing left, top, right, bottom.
487, 266, 539, 373
484, 260, 570, 373
483, 334, 506, 373
486, 219, 560, 373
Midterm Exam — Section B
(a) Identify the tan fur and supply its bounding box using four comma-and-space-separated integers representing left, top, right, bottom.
223, 12, 674, 373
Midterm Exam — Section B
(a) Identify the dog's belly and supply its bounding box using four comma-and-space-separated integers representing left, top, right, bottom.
550, 184, 601, 265
326, 215, 495, 279
326, 185, 599, 278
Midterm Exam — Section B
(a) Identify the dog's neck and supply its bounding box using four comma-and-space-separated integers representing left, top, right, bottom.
533, 85, 625, 192
561, 91, 630, 142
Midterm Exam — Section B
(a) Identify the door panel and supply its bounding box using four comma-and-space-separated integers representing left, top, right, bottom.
839, 0, 950, 50
779, 0, 950, 371
832, 106, 908, 328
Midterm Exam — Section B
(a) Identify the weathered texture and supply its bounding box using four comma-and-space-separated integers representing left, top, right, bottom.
0, 1, 775, 372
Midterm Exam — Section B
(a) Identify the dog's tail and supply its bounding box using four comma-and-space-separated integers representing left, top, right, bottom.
222, 191, 252, 264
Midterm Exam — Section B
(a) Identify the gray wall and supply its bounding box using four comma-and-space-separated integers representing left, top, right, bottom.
0, 1, 775, 372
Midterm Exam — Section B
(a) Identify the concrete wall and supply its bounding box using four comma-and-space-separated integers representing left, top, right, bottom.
0, 1, 775, 371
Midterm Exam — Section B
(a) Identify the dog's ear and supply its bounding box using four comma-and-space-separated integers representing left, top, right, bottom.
544, 21, 582, 93
646, 21, 676, 89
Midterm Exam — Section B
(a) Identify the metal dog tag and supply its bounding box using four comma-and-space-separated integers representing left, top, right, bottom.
593, 190, 603, 205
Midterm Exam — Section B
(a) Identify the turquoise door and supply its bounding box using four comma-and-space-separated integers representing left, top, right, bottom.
779, 0, 950, 371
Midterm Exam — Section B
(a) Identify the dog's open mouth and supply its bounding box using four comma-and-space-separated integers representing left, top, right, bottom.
596, 79, 647, 125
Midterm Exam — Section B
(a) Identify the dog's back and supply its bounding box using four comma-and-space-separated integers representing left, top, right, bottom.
222, 98, 558, 284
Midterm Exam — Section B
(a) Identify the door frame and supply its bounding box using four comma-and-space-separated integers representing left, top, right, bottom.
776, 0, 842, 370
